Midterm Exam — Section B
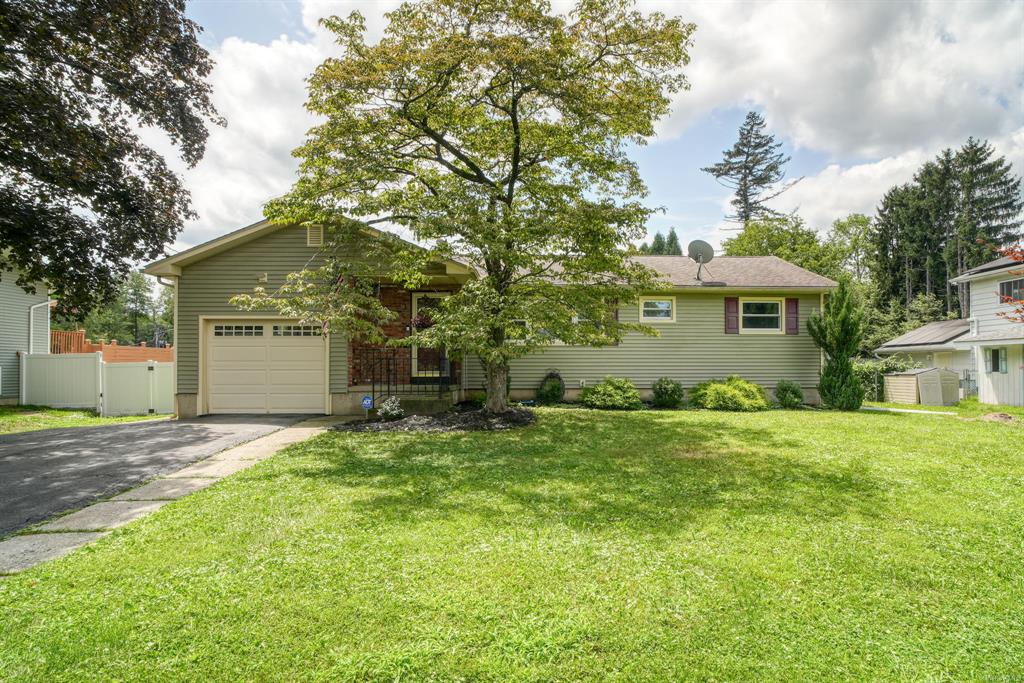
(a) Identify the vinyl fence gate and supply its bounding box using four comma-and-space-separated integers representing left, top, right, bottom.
19, 352, 174, 416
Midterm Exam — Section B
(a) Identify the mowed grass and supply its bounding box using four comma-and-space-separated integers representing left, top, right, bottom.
0, 408, 1021, 681
866, 395, 1024, 419
0, 405, 168, 434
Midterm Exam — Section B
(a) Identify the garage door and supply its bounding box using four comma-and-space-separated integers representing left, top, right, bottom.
206, 321, 326, 414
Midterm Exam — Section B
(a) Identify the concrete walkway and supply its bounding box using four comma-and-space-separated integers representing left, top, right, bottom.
0, 417, 340, 575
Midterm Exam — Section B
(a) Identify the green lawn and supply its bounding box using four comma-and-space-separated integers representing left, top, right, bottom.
865, 395, 1024, 419
0, 405, 168, 434
1, 408, 1021, 680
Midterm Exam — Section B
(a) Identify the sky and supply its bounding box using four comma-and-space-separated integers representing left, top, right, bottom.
162, 0, 1024, 256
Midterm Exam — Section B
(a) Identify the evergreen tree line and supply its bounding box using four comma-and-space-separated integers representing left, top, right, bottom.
700, 110, 1022, 356
638, 227, 683, 255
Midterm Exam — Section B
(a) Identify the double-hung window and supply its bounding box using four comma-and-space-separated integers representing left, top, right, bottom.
639, 296, 675, 323
986, 348, 1008, 374
998, 278, 1024, 303
739, 298, 783, 333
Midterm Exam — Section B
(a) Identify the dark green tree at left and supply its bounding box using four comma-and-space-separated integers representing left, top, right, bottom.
0, 0, 222, 315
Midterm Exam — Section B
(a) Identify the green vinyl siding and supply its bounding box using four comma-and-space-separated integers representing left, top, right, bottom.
175, 225, 348, 395
0, 276, 49, 399
464, 292, 823, 392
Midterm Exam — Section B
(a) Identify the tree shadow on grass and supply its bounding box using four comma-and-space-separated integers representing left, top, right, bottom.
261, 410, 888, 536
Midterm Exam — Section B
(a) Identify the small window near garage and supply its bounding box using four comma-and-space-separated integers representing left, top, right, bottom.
986, 347, 1008, 374
739, 298, 783, 333
306, 225, 324, 247
639, 296, 675, 323
998, 278, 1024, 303
213, 324, 263, 337
273, 325, 322, 337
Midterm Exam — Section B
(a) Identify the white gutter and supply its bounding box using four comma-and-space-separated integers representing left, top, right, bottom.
28, 299, 55, 355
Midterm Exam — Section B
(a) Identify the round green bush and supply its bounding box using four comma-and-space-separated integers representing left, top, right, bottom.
536, 370, 566, 405
689, 375, 768, 412
774, 380, 804, 409
580, 376, 643, 410
652, 377, 685, 408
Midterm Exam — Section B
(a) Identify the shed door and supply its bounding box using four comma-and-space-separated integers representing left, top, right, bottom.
206, 321, 325, 414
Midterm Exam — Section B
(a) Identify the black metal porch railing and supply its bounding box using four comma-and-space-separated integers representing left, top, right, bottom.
352, 346, 454, 406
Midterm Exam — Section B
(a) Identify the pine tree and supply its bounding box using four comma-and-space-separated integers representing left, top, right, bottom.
664, 227, 682, 255
701, 111, 799, 223
808, 278, 864, 410
637, 242, 650, 254
952, 137, 1023, 314
650, 232, 667, 255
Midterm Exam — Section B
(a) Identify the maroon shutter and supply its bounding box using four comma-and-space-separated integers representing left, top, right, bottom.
725, 297, 739, 334
785, 298, 799, 335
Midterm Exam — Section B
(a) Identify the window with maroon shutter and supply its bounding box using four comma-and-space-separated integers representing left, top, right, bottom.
785, 298, 799, 335
725, 297, 739, 334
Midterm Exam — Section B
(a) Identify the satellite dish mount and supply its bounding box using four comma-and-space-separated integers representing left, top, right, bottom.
687, 240, 715, 281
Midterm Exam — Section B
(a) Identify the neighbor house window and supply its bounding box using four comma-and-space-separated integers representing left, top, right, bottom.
639, 296, 675, 323
739, 298, 783, 333
998, 278, 1024, 302
986, 347, 1008, 374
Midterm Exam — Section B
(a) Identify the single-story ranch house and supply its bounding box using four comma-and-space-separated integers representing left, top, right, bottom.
144, 220, 837, 416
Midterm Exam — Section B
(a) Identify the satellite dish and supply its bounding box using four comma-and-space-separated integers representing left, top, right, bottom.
687, 240, 715, 280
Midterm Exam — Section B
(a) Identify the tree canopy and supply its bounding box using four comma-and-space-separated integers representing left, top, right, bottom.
236, 0, 694, 412
721, 216, 845, 280
0, 0, 222, 315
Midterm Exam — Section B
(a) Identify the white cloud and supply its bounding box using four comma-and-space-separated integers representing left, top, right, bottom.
164, 0, 1022, 251
765, 127, 1024, 233
655, 0, 1023, 159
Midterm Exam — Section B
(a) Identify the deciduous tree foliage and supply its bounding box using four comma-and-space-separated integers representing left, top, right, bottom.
722, 216, 844, 280
702, 110, 799, 223
0, 0, 222, 315
244, 0, 694, 412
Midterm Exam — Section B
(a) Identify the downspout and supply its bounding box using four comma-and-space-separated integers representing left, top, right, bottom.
28, 299, 55, 355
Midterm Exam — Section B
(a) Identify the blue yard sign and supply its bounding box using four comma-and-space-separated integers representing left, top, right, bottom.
361, 395, 374, 410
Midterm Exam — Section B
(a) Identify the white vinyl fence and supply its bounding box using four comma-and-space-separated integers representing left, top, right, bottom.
19, 352, 174, 416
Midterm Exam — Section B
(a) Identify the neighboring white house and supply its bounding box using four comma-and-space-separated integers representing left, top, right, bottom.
950, 256, 1024, 407
0, 275, 52, 404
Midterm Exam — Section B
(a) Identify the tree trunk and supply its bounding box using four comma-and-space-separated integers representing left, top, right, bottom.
484, 360, 509, 413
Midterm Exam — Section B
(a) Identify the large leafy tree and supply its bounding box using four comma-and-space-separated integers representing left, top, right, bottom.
702, 110, 799, 223
721, 216, 844, 280
829, 213, 874, 282
0, 0, 222, 314
242, 0, 693, 412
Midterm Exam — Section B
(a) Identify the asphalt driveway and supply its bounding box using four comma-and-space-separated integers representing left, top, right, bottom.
0, 415, 307, 537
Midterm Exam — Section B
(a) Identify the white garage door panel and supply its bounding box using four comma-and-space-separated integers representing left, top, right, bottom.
206, 321, 326, 414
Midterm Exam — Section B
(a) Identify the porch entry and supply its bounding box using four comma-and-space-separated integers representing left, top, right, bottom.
412, 293, 449, 377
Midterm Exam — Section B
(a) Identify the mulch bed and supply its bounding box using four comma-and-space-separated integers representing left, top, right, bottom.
331, 407, 536, 433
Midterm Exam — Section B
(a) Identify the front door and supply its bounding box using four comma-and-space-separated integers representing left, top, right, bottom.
411, 293, 449, 377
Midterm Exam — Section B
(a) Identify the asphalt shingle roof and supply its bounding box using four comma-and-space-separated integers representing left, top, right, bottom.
876, 319, 970, 349
631, 255, 837, 289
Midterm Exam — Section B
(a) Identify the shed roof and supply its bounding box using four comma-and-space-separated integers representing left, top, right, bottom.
876, 319, 970, 352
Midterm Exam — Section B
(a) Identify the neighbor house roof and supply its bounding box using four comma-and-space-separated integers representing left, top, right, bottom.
949, 256, 1024, 284
632, 255, 837, 289
875, 318, 970, 354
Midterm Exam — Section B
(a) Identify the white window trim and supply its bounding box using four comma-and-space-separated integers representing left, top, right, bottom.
639, 296, 676, 323
738, 297, 785, 335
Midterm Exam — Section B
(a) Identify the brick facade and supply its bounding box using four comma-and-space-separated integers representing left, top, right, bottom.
348, 285, 459, 386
